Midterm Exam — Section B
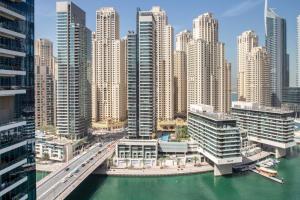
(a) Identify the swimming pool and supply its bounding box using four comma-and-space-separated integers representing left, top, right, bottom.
159, 133, 170, 141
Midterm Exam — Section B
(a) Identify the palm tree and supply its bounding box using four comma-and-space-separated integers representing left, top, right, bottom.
192, 156, 199, 166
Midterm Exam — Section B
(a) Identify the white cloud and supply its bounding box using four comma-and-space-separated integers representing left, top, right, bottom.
222, 0, 263, 17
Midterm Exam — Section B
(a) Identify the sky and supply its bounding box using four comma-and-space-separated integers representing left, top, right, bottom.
35, 0, 300, 88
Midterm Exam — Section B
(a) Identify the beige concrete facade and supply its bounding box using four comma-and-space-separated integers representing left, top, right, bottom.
187, 13, 231, 113
92, 7, 126, 126
237, 31, 271, 106
246, 47, 271, 106
237, 31, 259, 101
151, 6, 174, 121
35, 39, 55, 129
174, 30, 191, 117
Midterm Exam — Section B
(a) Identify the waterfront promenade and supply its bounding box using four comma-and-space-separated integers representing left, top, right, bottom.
94, 164, 214, 176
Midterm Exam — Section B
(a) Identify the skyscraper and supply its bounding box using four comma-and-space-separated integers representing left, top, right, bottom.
151, 7, 174, 121
297, 15, 300, 87
246, 47, 271, 106
237, 31, 259, 101
0, 0, 36, 199
237, 31, 271, 106
187, 13, 231, 113
174, 30, 192, 117
126, 9, 156, 139
92, 7, 126, 126
56, 1, 92, 139
35, 39, 55, 129
265, 0, 289, 106
126, 31, 138, 138
137, 9, 156, 138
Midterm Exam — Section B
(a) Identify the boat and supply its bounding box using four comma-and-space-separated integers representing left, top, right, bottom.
256, 166, 278, 177
295, 118, 300, 123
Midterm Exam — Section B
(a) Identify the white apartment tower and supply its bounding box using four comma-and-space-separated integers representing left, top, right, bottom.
92, 7, 126, 124
174, 30, 192, 117
237, 31, 259, 100
187, 13, 231, 113
151, 6, 174, 121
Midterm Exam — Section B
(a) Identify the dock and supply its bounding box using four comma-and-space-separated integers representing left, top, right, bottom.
250, 169, 284, 184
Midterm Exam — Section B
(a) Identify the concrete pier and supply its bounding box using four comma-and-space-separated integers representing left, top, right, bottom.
214, 164, 233, 176
275, 148, 286, 158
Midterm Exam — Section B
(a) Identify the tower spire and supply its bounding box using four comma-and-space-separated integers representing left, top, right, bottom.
264, 0, 268, 35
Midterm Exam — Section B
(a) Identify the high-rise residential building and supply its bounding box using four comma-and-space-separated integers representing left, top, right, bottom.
174, 30, 192, 117
237, 31, 271, 106
126, 31, 138, 138
188, 104, 242, 176
137, 9, 157, 138
187, 13, 231, 113
297, 15, 300, 87
126, 9, 157, 139
265, 0, 289, 106
246, 47, 271, 106
56, 1, 92, 139
151, 6, 174, 121
92, 7, 126, 126
35, 39, 55, 129
237, 30, 259, 101
0, 0, 36, 199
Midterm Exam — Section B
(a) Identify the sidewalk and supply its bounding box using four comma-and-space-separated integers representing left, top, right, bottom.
93, 164, 213, 176
37, 162, 65, 172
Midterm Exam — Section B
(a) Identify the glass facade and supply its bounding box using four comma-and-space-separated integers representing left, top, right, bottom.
56, 1, 91, 139
127, 31, 139, 138
282, 87, 300, 116
0, 0, 35, 199
265, 4, 289, 106
137, 11, 156, 138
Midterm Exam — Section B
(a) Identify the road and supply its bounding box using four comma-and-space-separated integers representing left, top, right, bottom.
37, 132, 123, 200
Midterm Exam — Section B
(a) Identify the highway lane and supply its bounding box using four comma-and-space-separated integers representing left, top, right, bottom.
38, 142, 116, 200
37, 141, 115, 200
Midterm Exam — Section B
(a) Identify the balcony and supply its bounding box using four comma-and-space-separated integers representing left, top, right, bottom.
0, 2, 25, 20
0, 26, 26, 39
0, 68, 26, 77
0, 175, 27, 197
0, 117, 26, 132
0, 86, 26, 96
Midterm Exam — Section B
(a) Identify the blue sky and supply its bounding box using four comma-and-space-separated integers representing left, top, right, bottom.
35, 0, 300, 87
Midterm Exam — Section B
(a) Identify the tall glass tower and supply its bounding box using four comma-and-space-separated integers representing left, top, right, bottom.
0, 0, 36, 199
127, 10, 156, 139
56, 1, 92, 139
265, 0, 289, 106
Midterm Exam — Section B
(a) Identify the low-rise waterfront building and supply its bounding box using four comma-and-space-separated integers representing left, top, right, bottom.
188, 104, 242, 176
116, 139, 158, 167
35, 133, 73, 162
232, 101, 295, 158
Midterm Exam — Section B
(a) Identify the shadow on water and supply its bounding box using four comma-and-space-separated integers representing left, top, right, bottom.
65, 174, 108, 200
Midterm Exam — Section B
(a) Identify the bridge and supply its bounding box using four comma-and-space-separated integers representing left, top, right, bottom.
37, 140, 118, 200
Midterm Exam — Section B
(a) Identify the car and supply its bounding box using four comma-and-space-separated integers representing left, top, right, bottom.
65, 167, 70, 171
74, 169, 80, 173
81, 163, 85, 167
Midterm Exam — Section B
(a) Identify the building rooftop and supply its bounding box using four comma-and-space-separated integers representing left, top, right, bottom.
232, 101, 293, 114
189, 104, 235, 121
